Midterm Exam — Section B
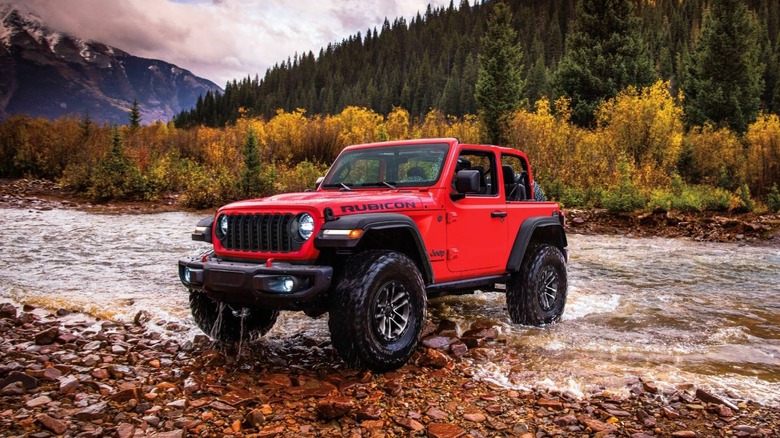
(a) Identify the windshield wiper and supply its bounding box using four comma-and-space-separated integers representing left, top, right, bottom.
321, 182, 353, 191
361, 181, 397, 189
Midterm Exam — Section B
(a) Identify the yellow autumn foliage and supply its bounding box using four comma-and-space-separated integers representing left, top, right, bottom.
745, 113, 780, 196
3, 80, 780, 210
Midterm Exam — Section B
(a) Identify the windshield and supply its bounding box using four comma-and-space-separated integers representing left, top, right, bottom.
322, 143, 449, 189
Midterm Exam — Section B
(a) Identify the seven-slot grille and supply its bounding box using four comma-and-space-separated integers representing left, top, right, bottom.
221, 213, 301, 252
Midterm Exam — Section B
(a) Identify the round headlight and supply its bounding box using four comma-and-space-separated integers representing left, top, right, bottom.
217, 214, 228, 239
298, 213, 315, 240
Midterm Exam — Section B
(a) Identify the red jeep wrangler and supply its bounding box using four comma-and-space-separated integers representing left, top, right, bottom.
179, 138, 567, 371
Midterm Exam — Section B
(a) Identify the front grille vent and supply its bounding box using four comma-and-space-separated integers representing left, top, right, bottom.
221, 213, 300, 253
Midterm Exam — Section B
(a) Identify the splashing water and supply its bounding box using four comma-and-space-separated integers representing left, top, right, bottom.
0, 207, 778, 405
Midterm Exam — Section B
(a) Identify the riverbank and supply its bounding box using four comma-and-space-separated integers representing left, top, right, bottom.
1, 302, 778, 437
2, 178, 779, 245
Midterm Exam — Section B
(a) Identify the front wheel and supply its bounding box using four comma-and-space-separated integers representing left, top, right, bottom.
328, 251, 426, 371
189, 292, 278, 342
507, 244, 567, 325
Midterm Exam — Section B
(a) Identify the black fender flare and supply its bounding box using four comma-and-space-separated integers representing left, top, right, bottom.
506, 216, 568, 272
315, 213, 433, 284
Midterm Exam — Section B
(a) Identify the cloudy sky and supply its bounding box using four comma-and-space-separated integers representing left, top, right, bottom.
8, 0, 453, 86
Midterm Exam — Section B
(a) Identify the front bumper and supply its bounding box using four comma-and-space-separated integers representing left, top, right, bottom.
178, 256, 333, 310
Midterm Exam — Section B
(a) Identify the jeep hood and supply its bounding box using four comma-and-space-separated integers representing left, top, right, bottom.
219, 190, 436, 217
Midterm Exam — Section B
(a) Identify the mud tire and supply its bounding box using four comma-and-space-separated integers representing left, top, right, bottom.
328, 250, 426, 371
533, 181, 546, 201
507, 244, 567, 325
189, 292, 278, 342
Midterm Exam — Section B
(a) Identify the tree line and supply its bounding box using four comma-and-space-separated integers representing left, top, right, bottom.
174, 0, 780, 131
1, 0, 779, 213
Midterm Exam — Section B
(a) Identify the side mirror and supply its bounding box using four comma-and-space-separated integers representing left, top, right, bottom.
455, 169, 480, 194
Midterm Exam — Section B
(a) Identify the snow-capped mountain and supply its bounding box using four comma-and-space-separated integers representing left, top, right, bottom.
0, 5, 221, 124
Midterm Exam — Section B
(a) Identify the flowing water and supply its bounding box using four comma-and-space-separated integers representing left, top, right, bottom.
0, 207, 778, 405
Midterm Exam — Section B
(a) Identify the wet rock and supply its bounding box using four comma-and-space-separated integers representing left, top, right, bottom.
420, 347, 452, 368
671, 431, 697, 437
26, 395, 52, 408
538, 398, 564, 410
34, 327, 59, 345
59, 375, 80, 394
258, 373, 292, 387
42, 367, 62, 380
0, 370, 39, 390
115, 423, 135, 438
395, 417, 425, 431
463, 412, 487, 423
1, 381, 25, 395
695, 388, 739, 411
0, 302, 17, 318
422, 336, 457, 350
75, 401, 108, 421
245, 409, 266, 428
111, 387, 140, 402
450, 342, 468, 357
316, 396, 353, 419
258, 425, 285, 437
426, 407, 450, 420
36, 414, 67, 435
357, 405, 383, 421
428, 423, 467, 438
154, 430, 183, 438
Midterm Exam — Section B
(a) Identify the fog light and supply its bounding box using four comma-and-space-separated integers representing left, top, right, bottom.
183, 267, 192, 283
268, 276, 296, 293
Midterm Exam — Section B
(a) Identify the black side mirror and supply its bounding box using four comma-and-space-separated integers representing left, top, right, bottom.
455, 169, 480, 194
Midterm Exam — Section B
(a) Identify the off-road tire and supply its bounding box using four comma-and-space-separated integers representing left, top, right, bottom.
189, 292, 278, 342
533, 182, 546, 201
506, 244, 567, 325
328, 250, 426, 371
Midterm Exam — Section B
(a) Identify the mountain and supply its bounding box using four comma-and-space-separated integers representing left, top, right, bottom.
0, 5, 221, 125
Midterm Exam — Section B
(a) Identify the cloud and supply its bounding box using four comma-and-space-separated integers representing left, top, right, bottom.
6, 0, 453, 86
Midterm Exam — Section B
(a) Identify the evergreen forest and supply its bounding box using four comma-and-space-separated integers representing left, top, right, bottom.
2, 0, 780, 214
174, 0, 780, 128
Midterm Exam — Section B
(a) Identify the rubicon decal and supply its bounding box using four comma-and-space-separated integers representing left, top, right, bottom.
340, 202, 416, 213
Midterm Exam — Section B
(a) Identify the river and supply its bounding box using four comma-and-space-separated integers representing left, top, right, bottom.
0, 207, 778, 405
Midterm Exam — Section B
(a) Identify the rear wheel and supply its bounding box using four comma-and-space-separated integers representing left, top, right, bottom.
189, 292, 278, 342
506, 244, 567, 325
328, 251, 426, 371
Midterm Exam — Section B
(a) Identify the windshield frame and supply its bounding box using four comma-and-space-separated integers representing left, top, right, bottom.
320, 142, 450, 190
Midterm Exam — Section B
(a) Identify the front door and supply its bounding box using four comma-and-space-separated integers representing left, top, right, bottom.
446, 149, 507, 273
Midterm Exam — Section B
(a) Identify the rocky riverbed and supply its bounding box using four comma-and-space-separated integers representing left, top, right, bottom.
1, 302, 778, 437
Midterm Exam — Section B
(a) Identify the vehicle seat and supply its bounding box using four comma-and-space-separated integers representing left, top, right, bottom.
407, 166, 426, 181
503, 165, 525, 201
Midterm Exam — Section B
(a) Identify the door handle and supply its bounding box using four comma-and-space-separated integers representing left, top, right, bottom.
491, 211, 507, 218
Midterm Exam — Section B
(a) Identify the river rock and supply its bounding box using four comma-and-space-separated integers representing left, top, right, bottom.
34, 327, 59, 345
420, 347, 452, 368
695, 388, 739, 411
316, 396, 353, 419
75, 401, 108, 421
26, 395, 52, 408
0, 370, 38, 390
428, 422, 467, 438
0, 302, 16, 318
36, 413, 67, 435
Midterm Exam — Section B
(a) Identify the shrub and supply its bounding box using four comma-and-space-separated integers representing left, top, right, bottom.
648, 183, 731, 212
729, 183, 755, 213
602, 158, 646, 212
768, 184, 780, 213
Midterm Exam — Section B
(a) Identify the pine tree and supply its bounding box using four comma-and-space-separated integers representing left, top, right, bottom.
240, 128, 267, 198
683, 0, 764, 133
552, 0, 656, 127
475, 2, 524, 145
128, 100, 141, 128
